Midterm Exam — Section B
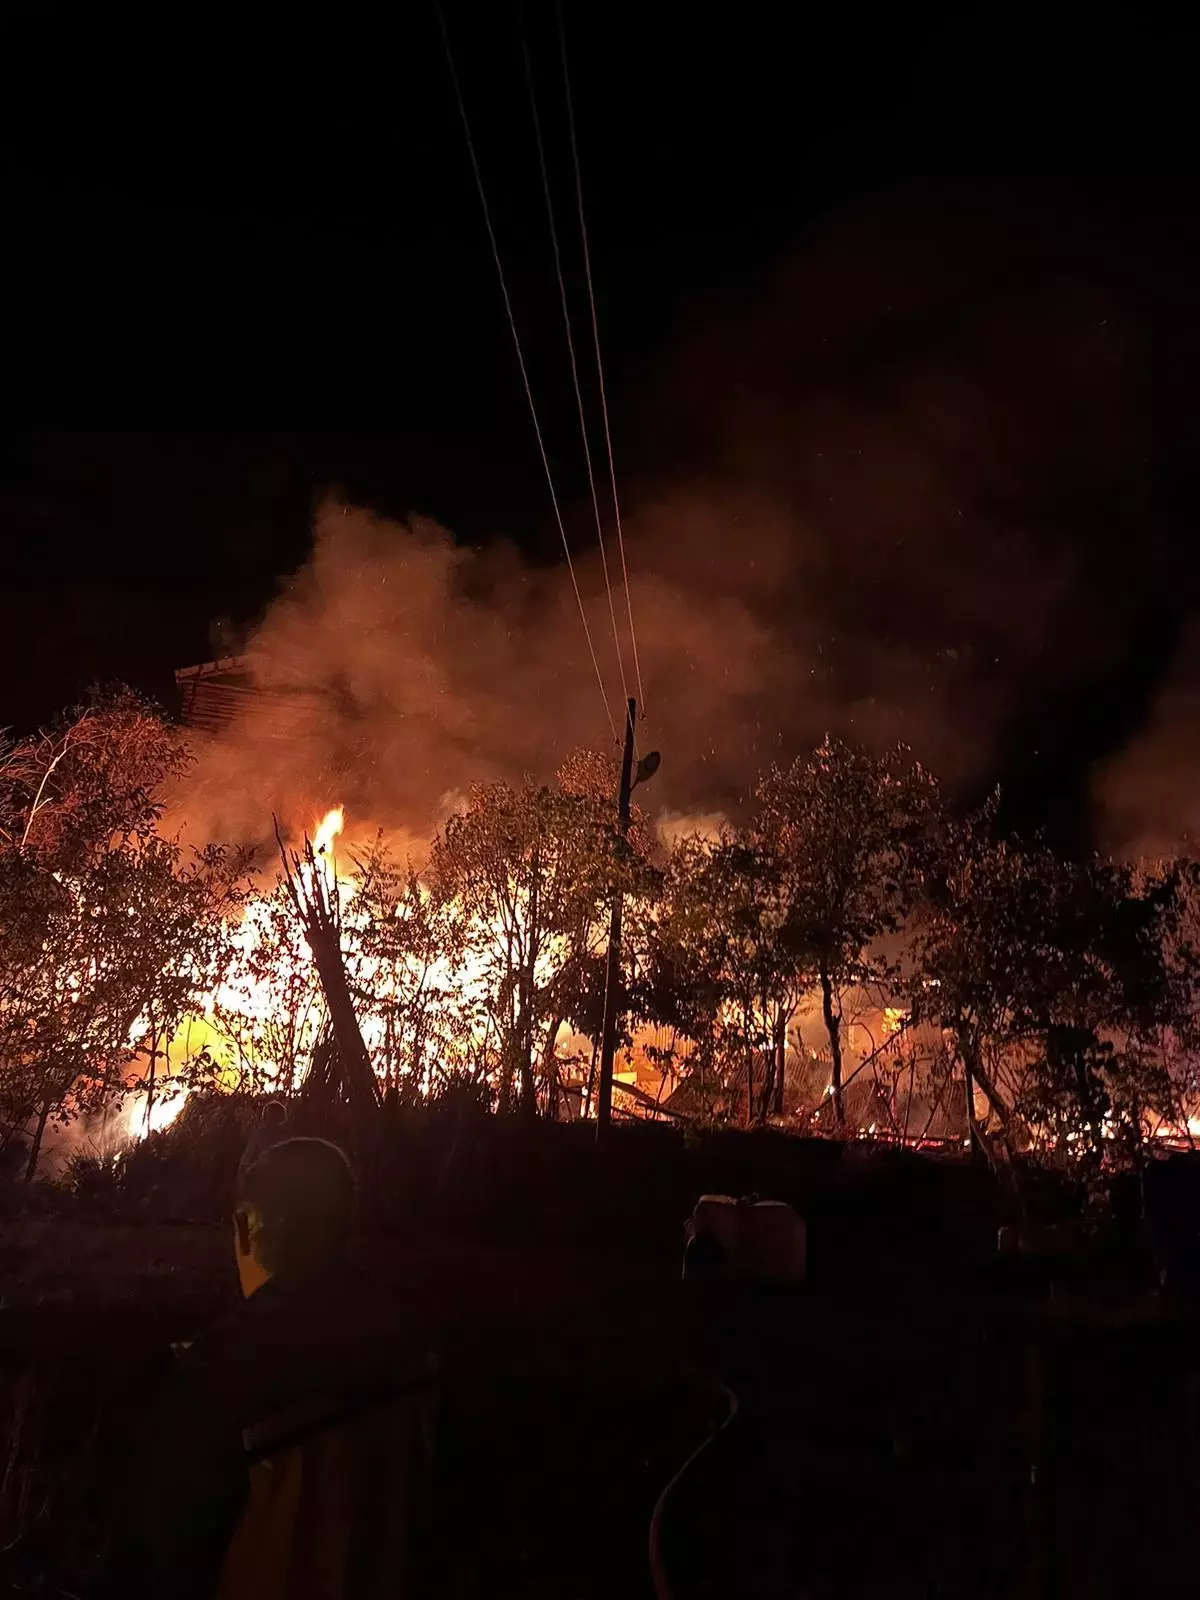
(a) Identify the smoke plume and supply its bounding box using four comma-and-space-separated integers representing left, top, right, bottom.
1095, 622, 1200, 855
179, 188, 1190, 853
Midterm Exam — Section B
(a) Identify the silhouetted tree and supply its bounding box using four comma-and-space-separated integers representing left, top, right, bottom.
756, 738, 939, 1126
0, 691, 247, 1173
427, 771, 636, 1119
909, 806, 1195, 1163
643, 831, 811, 1122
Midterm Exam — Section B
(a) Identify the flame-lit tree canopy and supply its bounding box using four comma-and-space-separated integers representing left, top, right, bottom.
640, 832, 812, 1124
1, 687, 1199, 1176
907, 806, 1200, 1165
0, 689, 250, 1175
426, 765, 649, 1119
345, 848, 479, 1100
754, 738, 941, 1125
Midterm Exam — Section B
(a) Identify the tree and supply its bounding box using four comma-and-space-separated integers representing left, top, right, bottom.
0, 690, 248, 1174
1019, 857, 1189, 1165
345, 842, 486, 1099
0, 827, 248, 1175
208, 874, 327, 1097
756, 738, 939, 1126
642, 830, 811, 1123
908, 808, 1194, 1165
0, 685, 189, 870
427, 770, 632, 1120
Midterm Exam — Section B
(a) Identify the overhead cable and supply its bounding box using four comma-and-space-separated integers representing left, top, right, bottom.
557, 3, 647, 717
436, 2, 618, 742
521, 23, 631, 714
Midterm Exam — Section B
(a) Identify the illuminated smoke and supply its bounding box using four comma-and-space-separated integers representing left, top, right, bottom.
1094, 621, 1200, 855
169, 189, 1179, 853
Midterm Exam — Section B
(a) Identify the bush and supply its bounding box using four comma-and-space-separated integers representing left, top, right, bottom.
57, 1151, 125, 1204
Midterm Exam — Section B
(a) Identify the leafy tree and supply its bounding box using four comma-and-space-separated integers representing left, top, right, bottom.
0, 685, 188, 869
207, 875, 325, 1097
0, 691, 248, 1174
756, 737, 939, 1126
641, 830, 811, 1123
346, 841, 488, 1098
1023, 858, 1191, 1164
427, 769, 637, 1119
909, 809, 1194, 1164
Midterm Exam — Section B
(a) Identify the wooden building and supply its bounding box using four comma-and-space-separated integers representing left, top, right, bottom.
175, 657, 322, 741
175, 656, 256, 733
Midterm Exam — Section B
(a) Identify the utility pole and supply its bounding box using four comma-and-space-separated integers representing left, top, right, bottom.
596, 699, 659, 1144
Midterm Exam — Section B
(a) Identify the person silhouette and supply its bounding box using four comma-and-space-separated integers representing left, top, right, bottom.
95, 1138, 439, 1600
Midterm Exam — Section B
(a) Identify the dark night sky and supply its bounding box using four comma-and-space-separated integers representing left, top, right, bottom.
3, 5, 1197, 844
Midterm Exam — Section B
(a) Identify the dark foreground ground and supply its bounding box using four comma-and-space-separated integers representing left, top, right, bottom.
1, 1112, 1198, 1598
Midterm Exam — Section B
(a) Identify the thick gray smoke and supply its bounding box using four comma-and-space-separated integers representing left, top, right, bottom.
179, 189, 1178, 852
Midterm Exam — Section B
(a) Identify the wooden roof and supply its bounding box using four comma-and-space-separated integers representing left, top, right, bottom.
175, 657, 324, 740
175, 657, 255, 733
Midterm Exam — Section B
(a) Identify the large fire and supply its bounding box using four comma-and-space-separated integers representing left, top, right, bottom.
96, 801, 1200, 1164
109, 804, 581, 1153
109, 806, 352, 1152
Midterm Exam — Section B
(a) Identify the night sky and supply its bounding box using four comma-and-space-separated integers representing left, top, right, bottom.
4, 5, 1197, 845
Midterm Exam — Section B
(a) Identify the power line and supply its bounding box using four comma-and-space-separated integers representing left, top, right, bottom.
521, 22, 630, 714
557, 3, 647, 718
435, 2, 618, 744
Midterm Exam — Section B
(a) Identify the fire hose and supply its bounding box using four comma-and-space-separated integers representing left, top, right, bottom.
647, 1382, 740, 1600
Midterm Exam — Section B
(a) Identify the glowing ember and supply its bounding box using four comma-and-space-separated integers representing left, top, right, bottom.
1151, 1115, 1200, 1143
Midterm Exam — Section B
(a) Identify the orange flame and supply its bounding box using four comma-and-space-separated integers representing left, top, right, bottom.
313, 805, 345, 857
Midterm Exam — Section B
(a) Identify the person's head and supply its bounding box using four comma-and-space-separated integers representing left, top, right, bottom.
233, 1137, 355, 1297
262, 1099, 288, 1127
